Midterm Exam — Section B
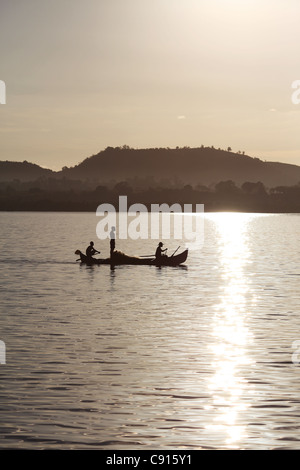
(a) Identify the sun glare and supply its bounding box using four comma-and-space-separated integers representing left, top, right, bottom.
204, 213, 255, 447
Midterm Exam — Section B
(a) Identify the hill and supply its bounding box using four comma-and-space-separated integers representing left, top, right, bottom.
1, 146, 300, 188
1, 147, 300, 212
59, 146, 300, 188
0, 160, 53, 182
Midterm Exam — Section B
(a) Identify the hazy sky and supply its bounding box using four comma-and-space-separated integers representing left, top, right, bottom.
1, 0, 300, 169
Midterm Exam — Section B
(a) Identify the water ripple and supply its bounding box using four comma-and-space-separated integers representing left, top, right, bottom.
0, 212, 300, 449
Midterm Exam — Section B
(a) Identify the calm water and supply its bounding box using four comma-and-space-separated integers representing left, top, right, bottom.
0, 211, 300, 450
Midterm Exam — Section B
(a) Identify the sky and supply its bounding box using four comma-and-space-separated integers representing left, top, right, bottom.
0, 0, 300, 170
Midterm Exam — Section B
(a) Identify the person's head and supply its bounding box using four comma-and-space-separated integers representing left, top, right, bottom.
111, 226, 115, 231
90, 241, 94, 246
158, 242, 163, 247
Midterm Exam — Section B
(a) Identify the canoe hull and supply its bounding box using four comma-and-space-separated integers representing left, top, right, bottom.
75, 249, 188, 267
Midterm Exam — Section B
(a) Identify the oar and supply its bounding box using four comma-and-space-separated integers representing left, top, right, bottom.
171, 246, 180, 257
139, 254, 155, 258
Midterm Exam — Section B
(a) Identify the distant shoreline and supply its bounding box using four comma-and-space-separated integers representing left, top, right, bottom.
2, 147, 300, 212
2, 177, 300, 213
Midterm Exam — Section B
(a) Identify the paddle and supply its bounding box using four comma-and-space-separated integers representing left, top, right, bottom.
75, 248, 100, 261
171, 246, 180, 257
140, 246, 169, 259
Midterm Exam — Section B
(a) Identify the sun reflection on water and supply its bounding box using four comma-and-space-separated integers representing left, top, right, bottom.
205, 213, 255, 448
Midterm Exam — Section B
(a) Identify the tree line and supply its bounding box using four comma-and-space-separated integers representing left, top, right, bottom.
0, 179, 300, 212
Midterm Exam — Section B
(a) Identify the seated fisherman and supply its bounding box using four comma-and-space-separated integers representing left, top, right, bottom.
155, 242, 167, 260
86, 241, 100, 259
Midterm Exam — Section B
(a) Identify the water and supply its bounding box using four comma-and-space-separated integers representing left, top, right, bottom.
0, 211, 300, 449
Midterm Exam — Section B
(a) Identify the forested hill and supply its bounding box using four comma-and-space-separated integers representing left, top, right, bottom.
0, 160, 53, 182
59, 146, 300, 188
1, 146, 300, 188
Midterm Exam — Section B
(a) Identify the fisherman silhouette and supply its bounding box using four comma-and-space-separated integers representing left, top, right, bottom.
86, 241, 100, 260
110, 226, 116, 256
155, 242, 167, 261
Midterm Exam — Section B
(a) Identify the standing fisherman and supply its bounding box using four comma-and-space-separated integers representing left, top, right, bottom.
110, 226, 116, 256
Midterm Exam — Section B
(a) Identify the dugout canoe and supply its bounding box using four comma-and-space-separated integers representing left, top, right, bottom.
75, 249, 188, 266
